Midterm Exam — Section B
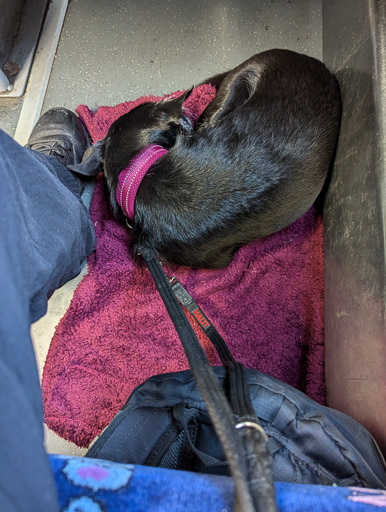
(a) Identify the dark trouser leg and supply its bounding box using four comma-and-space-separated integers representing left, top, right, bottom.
0, 130, 96, 512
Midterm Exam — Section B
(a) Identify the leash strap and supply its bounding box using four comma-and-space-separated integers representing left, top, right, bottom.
169, 277, 234, 364
139, 246, 277, 512
170, 277, 256, 417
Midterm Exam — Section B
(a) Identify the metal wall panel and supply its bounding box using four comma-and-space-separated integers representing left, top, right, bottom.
323, 0, 386, 455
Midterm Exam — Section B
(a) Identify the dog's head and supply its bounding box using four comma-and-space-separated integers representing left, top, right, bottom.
70, 89, 193, 217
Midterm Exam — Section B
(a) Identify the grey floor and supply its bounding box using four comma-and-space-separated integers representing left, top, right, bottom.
1, 0, 322, 457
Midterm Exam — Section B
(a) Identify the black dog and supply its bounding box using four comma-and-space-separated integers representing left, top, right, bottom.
71, 49, 340, 268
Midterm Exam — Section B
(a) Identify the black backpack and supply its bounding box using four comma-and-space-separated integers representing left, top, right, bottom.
87, 366, 386, 489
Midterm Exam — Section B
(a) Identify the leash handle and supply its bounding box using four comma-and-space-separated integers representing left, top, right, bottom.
139, 246, 277, 512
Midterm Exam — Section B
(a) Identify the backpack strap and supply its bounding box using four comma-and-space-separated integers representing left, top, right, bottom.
139, 245, 277, 512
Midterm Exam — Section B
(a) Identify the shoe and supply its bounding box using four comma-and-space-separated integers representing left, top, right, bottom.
26, 108, 91, 193
26, 107, 91, 167
26, 107, 90, 167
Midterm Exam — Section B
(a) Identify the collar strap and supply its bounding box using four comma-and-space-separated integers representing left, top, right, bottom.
116, 144, 168, 219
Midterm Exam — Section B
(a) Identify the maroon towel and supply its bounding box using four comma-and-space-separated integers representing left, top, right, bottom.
42, 85, 325, 447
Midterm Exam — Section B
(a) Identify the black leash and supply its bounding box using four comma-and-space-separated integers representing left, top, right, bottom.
139, 246, 277, 512
169, 276, 257, 417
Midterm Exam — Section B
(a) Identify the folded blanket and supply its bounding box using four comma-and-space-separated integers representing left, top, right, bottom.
42, 85, 325, 447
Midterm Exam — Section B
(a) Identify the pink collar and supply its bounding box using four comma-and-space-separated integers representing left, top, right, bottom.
116, 144, 168, 219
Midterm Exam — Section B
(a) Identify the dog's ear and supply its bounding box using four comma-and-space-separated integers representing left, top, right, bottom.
68, 139, 104, 176
197, 69, 260, 127
162, 87, 194, 118
147, 87, 195, 147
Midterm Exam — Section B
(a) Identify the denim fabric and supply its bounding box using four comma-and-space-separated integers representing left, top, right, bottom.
0, 130, 95, 512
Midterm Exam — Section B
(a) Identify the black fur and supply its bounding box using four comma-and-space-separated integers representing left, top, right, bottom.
71, 49, 341, 268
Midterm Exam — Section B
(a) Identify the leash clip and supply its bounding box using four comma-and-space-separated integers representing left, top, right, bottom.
235, 421, 268, 440
125, 217, 134, 230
